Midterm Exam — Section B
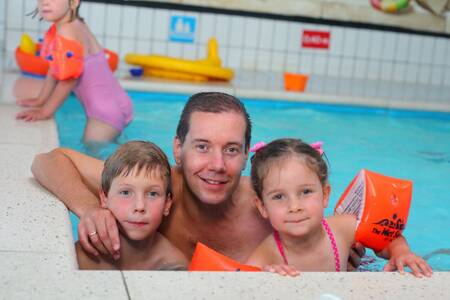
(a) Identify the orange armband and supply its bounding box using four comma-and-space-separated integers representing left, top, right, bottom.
334, 169, 412, 252
189, 242, 261, 272
41, 25, 84, 80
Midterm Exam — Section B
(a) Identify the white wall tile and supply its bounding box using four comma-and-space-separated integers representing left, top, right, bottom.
258, 19, 274, 50
393, 62, 407, 82
153, 9, 169, 41
152, 41, 168, 55
256, 50, 271, 72
417, 65, 431, 84
405, 64, 418, 83
242, 49, 257, 71
118, 38, 135, 59
105, 4, 121, 38
329, 26, 344, 56
219, 47, 229, 66
430, 67, 444, 86
327, 56, 340, 77
167, 42, 182, 57
342, 28, 358, 57
339, 57, 354, 78
287, 22, 301, 52
355, 29, 370, 59
380, 62, 393, 81
79, 1, 92, 24
407, 35, 422, 64
312, 54, 327, 75
198, 13, 215, 44
87, 3, 106, 37
368, 30, 383, 61
227, 47, 242, 69
299, 53, 313, 74
273, 21, 288, 51
136, 8, 153, 40
229, 16, 244, 47
381, 32, 397, 62
433, 38, 447, 66
443, 68, 450, 86
285, 53, 299, 73
243, 17, 259, 49
7, 0, 24, 29
136, 40, 151, 54
367, 61, 380, 80
421, 36, 434, 65
182, 43, 197, 60
121, 6, 138, 39
215, 15, 230, 46
395, 34, 410, 63
104, 37, 120, 55
353, 59, 367, 79
270, 51, 285, 72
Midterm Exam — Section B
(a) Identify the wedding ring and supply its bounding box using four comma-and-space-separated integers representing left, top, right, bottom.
88, 231, 97, 237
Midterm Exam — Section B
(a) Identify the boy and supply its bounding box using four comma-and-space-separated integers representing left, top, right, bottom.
75, 141, 188, 270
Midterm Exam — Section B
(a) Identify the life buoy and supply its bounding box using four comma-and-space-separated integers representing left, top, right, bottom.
370, 0, 411, 13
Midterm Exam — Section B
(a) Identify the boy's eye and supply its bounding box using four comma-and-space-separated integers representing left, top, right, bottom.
272, 193, 284, 200
119, 190, 131, 196
147, 191, 160, 198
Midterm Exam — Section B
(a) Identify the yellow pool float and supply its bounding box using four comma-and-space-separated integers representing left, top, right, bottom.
125, 38, 234, 82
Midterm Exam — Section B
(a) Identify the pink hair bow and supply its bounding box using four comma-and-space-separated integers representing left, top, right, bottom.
310, 141, 324, 155
250, 141, 266, 153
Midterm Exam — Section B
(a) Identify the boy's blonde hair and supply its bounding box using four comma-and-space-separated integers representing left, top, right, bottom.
101, 141, 172, 197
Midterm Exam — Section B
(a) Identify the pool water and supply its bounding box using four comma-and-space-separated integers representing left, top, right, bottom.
55, 91, 450, 271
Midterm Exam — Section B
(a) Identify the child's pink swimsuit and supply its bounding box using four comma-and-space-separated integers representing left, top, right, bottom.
73, 51, 133, 132
273, 218, 341, 271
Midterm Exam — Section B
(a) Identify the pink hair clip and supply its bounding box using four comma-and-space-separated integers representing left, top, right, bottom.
250, 141, 266, 153
310, 141, 324, 155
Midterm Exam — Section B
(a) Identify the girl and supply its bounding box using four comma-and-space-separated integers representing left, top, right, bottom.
16, 0, 133, 143
246, 138, 432, 277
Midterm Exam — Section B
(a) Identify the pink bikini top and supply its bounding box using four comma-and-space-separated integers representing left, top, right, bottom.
273, 218, 341, 272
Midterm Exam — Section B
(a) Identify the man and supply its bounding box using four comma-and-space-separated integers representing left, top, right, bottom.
32, 92, 364, 265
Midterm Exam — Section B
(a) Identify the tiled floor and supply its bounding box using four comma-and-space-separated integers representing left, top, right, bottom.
0, 69, 449, 299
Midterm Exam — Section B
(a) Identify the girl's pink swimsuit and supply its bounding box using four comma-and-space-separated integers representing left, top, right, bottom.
73, 51, 133, 132
273, 218, 341, 271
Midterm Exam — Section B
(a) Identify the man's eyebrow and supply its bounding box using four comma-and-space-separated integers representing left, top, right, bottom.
191, 138, 209, 143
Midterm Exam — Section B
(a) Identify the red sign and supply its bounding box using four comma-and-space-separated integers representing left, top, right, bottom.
302, 30, 330, 49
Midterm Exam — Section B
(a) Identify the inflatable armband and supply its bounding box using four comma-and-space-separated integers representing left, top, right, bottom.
41, 25, 84, 80
189, 242, 261, 272
334, 169, 412, 252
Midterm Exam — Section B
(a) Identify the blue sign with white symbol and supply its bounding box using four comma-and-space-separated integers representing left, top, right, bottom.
169, 16, 196, 43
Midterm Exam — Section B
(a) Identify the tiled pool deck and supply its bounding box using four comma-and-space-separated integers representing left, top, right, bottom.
0, 70, 449, 299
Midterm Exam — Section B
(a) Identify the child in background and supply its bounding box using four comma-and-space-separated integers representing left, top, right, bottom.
16, 0, 133, 143
76, 141, 188, 270
246, 138, 432, 277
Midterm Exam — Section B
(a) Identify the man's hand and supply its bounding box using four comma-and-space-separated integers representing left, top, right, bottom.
263, 264, 300, 277
78, 208, 121, 260
348, 242, 366, 271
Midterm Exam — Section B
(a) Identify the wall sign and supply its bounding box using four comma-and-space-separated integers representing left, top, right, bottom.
169, 16, 196, 43
302, 30, 330, 49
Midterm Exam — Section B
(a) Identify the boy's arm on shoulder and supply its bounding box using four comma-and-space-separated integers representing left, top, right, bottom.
31, 148, 104, 217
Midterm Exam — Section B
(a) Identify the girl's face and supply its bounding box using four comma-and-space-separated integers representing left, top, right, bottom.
38, 0, 77, 23
100, 167, 172, 242
256, 155, 330, 238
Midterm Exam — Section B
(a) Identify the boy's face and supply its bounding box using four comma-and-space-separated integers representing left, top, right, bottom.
100, 167, 171, 241
174, 111, 248, 205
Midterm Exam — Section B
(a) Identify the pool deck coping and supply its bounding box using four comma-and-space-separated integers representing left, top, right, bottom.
1, 72, 449, 299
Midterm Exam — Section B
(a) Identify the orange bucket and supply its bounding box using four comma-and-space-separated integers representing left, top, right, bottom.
284, 72, 309, 92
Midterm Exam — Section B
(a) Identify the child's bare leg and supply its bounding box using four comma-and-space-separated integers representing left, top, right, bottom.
83, 118, 120, 143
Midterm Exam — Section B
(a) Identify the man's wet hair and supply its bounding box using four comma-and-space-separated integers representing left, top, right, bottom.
176, 92, 252, 151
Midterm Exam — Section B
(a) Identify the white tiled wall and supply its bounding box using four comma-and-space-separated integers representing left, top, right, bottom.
3, 0, 450, 91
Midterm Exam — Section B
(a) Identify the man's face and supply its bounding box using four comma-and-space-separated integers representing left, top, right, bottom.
174, 111, 248, 205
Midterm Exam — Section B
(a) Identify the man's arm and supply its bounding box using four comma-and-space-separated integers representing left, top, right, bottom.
31, 147, 102, 217
31, 148, 120, 258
